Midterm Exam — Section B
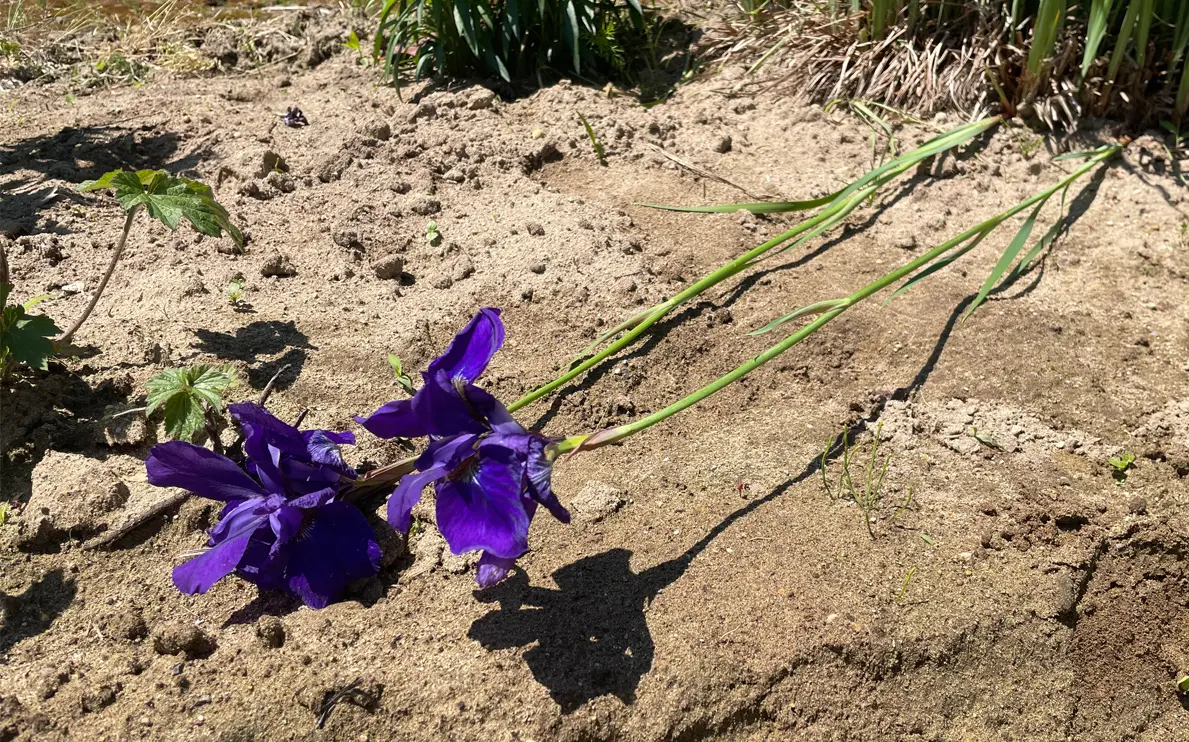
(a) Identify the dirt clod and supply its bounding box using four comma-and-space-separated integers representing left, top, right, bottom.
152, 622, 217, 660
255, 616, 286, 649
260, 251, 297, 277
570, 481, 627, 523
371, 255, 404, 280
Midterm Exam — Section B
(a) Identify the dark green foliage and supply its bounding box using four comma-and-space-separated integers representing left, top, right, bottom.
146, 365, 234, 441
375, 0, 645, 88
0, 283, 60, 376
80, 169, 244, 248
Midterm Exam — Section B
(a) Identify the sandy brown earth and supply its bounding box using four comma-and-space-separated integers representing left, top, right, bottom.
2, 10, 1189, 742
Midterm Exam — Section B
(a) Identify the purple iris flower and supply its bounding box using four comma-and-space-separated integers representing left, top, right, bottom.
145, 402, 381, 609
356, 308, 570, 587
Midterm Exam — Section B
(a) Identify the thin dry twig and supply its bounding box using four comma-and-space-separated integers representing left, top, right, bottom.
645, 143, 772, 200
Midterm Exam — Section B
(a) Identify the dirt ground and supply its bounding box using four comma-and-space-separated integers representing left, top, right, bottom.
2, 8, 1188, 742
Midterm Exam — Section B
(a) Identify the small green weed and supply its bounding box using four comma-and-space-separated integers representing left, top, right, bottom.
425, 220, 442, 246
226, 278, 246, 306
821, 422, 908, 538
387, 353, 416, 396
146, 365, 234, 443
1108, 451, 1135, 482
577, 112, 606, 165
0, 282, 59, 379
1177, 673, 1189, 693
0, 502, 10, 526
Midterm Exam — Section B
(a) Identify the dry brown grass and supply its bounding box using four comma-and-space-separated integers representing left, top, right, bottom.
691, 1, 1184, 131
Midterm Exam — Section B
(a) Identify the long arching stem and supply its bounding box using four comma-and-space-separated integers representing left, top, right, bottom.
58, 205, 139, 345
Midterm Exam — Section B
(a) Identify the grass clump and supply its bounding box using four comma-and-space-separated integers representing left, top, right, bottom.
704, 0, 1189, 127
821, 422, 911, 538
375, 0, 653, 90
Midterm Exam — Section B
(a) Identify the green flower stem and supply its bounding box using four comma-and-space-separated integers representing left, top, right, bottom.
508, 183, 881, 413
509, 117, 1003, 414
58, 205, 140, 345
556, 143, 1122, 454
346, 454, 419, 501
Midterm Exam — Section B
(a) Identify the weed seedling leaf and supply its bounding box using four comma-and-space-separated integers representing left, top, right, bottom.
0, 282, 61, 373
387, 353, 416, 395
81, 169, 244, 249
146, 365, 234, 441
577, 112, 606, 164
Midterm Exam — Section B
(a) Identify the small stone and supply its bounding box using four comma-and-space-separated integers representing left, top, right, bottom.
81, 685, 118, 713
407, 103, 436, 123
103, 607, 148, 642
712, 136, 732, 154
315, 151, 353, 182
894, 234, 917, 250
1127, 496, 1148, 515
371, 255, 405, 280
260, 252, 297, 278
102, 406, 148, 447
180, 276, 207, 298
264, 170, 296, 193
357, 118, 391, 141
571, 481, 627, 523
61, 282, 84, 294
452, 257, 475, 282
467, 90, 496, 110
407, 196, 441, 216
442, 168, 466, 183
529, 262, 546, 274
33, 668, 65, 700
255, 616, 286, 649
525, 222, 545, 237
152, 622, 217, 660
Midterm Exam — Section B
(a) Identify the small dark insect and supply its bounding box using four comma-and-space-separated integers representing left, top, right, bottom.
281, 106, 308, 127
735, 481, 750, 496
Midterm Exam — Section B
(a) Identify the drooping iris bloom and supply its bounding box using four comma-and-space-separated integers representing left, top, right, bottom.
356, 308, 569, 587
146, 402, 380, 609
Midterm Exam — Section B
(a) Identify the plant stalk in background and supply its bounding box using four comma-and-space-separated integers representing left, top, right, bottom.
508, 116, 1001, 413
552, 142, 1122, 455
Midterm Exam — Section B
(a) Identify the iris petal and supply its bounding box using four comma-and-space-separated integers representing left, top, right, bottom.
387, 465, 446, 532
475, 552, 518, 588
302, 429, 356, 477
435, 443, 530, 559
466, 385, 526, 435
172, 529, 257, 594
285, 502, 382, 609
427, 308, 505, 384
415, 370, 489, 436
526, 436, 570, 523
354, 398, 428, 440
146, 442, 266, 502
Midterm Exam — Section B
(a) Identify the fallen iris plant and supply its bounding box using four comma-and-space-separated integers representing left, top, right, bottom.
357, 308, 570, 587
146, 402, 380, 608
146, 131, 1126, 607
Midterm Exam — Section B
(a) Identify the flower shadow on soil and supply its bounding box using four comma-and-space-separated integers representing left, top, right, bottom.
467, 444, 849, 713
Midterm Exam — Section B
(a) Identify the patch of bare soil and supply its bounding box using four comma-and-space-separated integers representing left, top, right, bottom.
2, 16, 1188, 742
